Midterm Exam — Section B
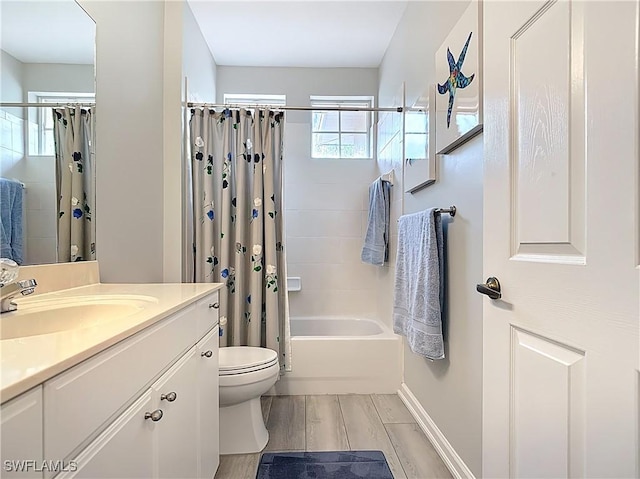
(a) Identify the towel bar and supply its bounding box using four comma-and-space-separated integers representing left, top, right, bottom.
435, 206, 456, 217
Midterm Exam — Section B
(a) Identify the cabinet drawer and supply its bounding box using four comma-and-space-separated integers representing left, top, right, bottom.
44, 305, 198, 464
196, 292, 219, 339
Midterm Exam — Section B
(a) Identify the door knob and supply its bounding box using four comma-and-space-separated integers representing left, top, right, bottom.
476, 277, 501, 299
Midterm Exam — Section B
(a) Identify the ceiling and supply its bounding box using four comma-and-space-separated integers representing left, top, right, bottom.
187, 1, 408, 68
0, 0, 95, 65
0, 1, 407, 68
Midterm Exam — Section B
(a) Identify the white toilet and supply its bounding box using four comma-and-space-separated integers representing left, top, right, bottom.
218, 346, 279, 455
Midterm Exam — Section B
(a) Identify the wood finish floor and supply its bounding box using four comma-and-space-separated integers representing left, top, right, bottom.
214, 394, 453, 479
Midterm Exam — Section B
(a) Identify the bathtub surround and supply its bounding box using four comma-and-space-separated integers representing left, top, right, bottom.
361, 178, 391, 266
393, 209, 445, 360
378, 1, 482, 476
216, 67, 383, 323
189, 108, 290, 369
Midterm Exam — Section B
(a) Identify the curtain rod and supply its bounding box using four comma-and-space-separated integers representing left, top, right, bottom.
187, 102, 407, 113
0, 102, 95, 108
2, 102, 417, 113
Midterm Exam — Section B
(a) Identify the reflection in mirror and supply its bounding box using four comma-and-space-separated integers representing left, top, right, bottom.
0, 0, 95, 265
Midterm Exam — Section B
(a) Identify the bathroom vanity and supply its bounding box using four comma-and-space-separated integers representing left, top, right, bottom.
0, 262, 223, 479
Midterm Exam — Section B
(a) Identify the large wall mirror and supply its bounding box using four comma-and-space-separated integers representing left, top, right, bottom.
0, 0, 95, 265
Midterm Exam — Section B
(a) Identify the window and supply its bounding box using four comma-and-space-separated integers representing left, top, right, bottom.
404, 110, 428, 160
311, 96, 373, 159
223, 94, 286, 107
29, 93, 95, 156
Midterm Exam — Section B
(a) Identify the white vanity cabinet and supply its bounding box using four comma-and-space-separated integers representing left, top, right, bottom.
0, 386, 44, 479
45, 290, 220, 479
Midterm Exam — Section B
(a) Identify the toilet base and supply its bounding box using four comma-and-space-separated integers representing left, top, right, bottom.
219, 396, 269, 455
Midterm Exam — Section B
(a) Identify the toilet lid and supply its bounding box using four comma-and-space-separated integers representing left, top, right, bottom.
219, 347, 279, 375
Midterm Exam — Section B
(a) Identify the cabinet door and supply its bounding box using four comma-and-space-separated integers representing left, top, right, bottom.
58, 391, 155, 479
151, 347, 198, 479
196, 327, 219, 479
1, 387, 43, 479
196, 292, 220, 339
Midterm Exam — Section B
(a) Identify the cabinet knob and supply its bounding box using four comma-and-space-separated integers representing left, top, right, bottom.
209, 302, 219, 309
160, 392, 177, 402
144, 409, 163, 422
201, 350, 213, 358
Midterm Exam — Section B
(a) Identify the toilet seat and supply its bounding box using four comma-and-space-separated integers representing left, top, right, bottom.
219, 346, 279, 376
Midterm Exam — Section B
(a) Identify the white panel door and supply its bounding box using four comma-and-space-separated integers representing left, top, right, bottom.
483, 1, 639, 477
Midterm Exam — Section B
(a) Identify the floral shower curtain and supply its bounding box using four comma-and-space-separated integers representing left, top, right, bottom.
190, 108, 291, 371
52, 107, 95, 262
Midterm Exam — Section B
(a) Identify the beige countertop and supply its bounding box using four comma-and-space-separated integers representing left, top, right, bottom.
0, 282, 223, 404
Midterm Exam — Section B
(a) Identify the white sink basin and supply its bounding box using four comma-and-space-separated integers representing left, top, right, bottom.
1, 295, 158, 340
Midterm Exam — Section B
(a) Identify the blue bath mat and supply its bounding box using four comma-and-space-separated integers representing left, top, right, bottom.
256, 450, 394, 479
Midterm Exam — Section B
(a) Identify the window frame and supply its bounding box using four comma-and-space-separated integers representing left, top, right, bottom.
222, 93, 286, 107
310, 95, 374, 160
28, 92, 95, 156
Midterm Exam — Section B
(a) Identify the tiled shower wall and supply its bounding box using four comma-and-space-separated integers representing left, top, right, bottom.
284, 122, 379, 318
374, 109, 404, 330
0, 109, 57, 265
216, 66, 381, 322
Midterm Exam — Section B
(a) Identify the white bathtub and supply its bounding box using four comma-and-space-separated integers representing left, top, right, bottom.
273, 317, 402, 395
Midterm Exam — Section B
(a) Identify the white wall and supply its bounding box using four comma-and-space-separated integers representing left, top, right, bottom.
378, 1, 484, 476
183, 3, 217, 103
78, 0, 176, 283
22, 63, 94, 95
76, 0, 215, 283
217, 67, 383, 320
181, 1, 218, 281
0, 50, 24, 118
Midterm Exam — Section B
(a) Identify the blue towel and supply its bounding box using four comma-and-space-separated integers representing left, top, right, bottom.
393, 208, 444, 360
361, 178, 391, 265
0, 178, 24, 264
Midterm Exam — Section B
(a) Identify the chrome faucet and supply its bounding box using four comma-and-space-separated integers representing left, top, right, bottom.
0, 279, 37, 313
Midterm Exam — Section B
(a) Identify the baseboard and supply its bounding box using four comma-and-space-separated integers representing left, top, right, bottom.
398, 383, 476, 479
